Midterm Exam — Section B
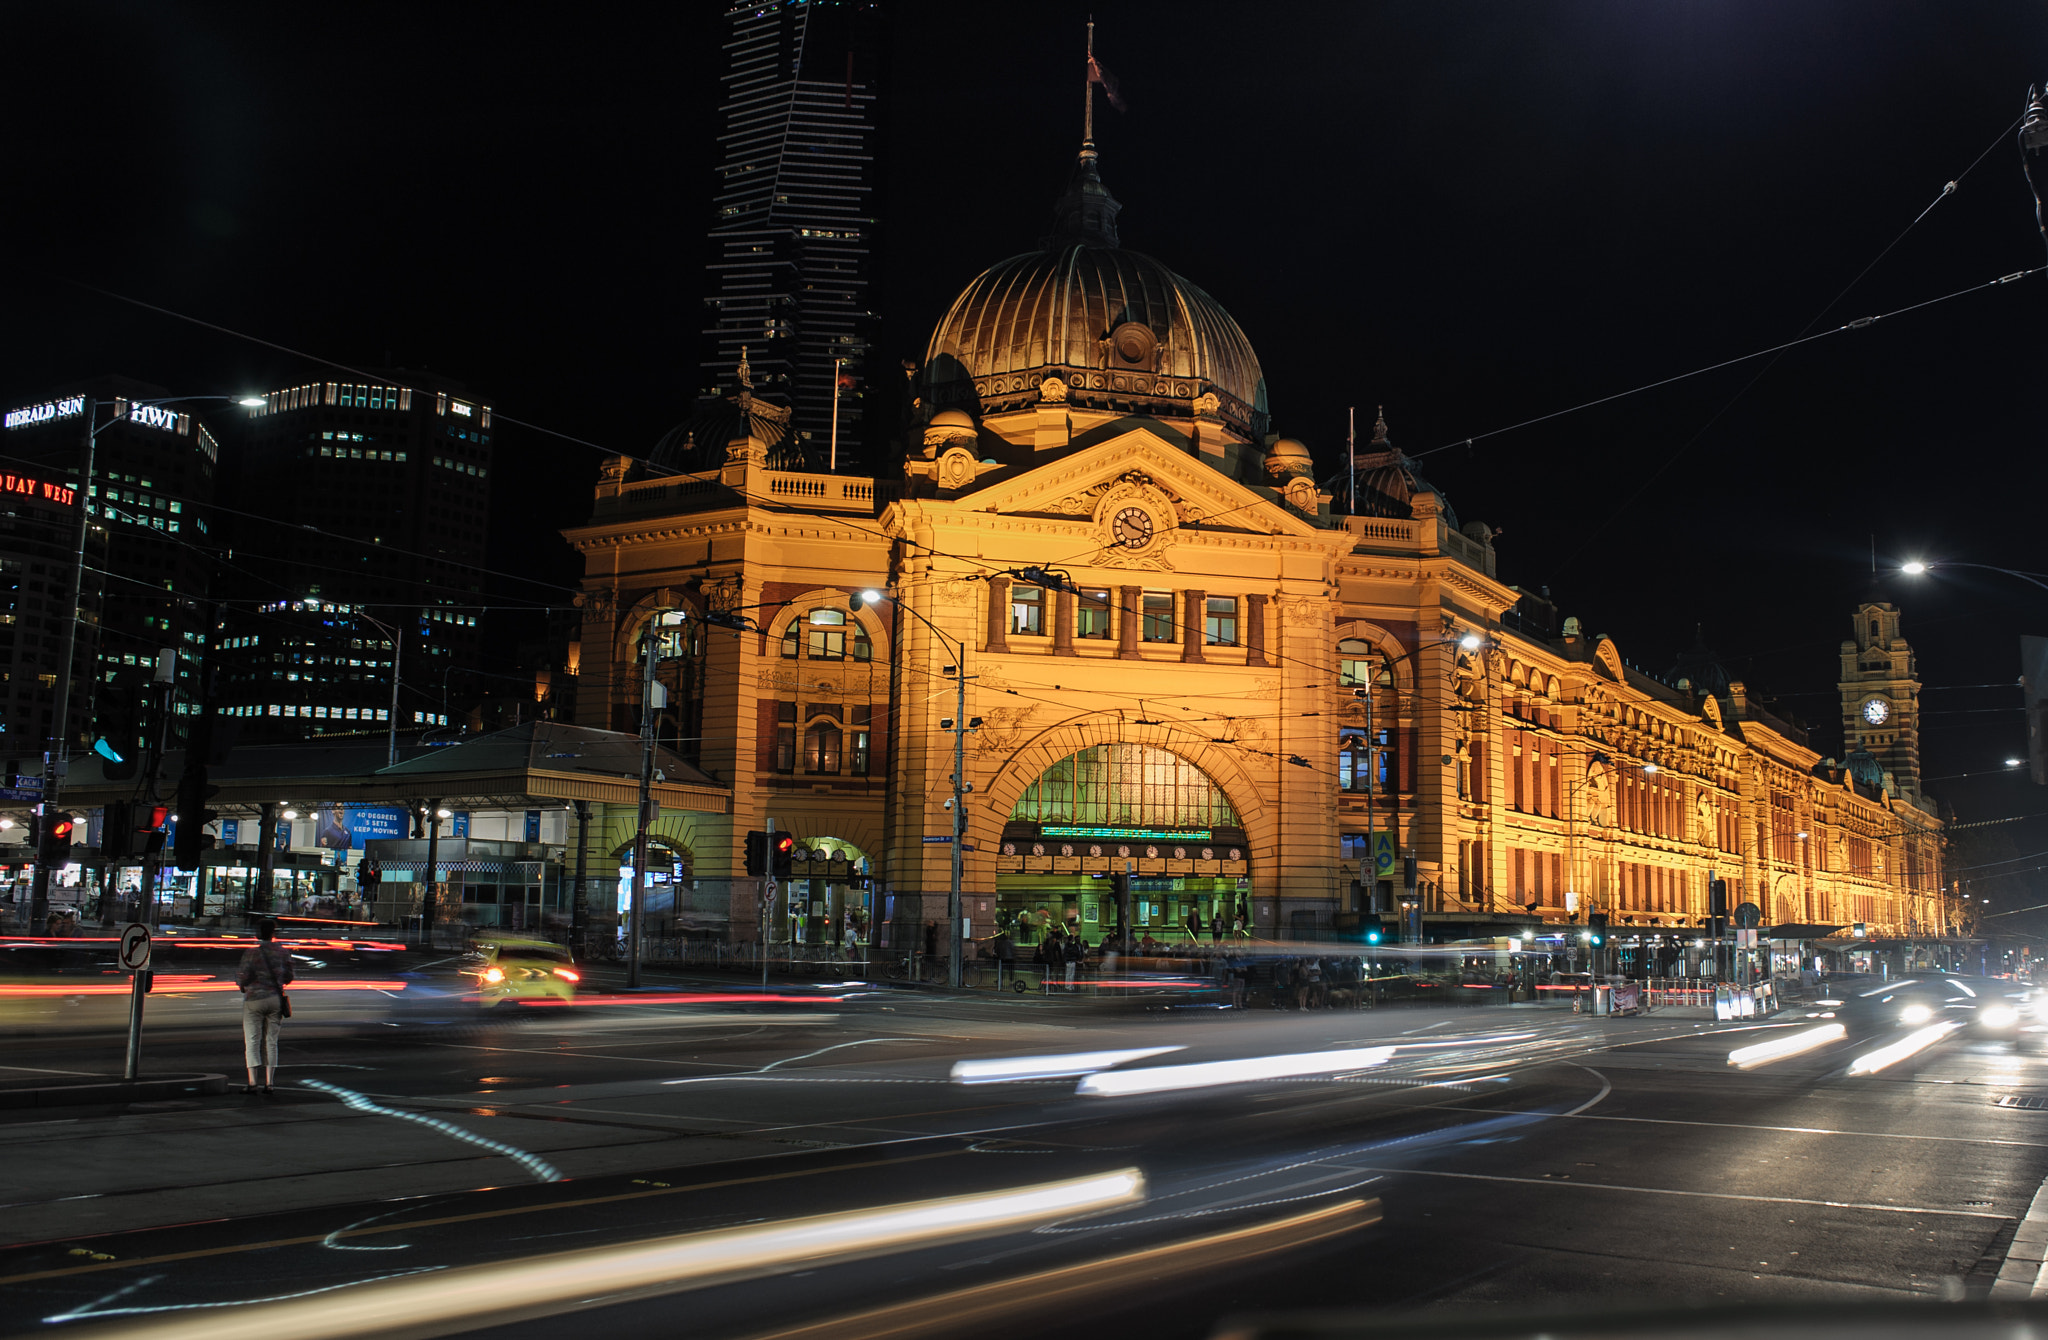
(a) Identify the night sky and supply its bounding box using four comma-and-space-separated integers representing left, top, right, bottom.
7, 2, 2048, 886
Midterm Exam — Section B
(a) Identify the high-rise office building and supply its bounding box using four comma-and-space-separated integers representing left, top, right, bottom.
0, 377, 222, 759
218, 374, 491, 738
702, 0, 884, 463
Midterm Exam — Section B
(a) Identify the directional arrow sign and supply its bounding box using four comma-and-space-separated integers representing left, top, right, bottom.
118, 923, 151, 971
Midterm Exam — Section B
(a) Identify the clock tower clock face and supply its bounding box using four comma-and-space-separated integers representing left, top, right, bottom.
1112, 506, 1155, 549
1862, 697, 1890, 726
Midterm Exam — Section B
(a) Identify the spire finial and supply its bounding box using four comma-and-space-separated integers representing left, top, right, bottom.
1370, 406, 1390, 446
738, 345, 753, 390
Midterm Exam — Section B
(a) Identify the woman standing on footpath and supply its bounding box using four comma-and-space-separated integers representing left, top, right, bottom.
236, 920, 294, 1095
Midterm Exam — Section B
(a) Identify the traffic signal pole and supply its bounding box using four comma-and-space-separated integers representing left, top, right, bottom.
629, 618, 658, 991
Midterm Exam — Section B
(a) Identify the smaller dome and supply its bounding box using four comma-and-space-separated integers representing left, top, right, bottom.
1267, 438, 1312, 478
930, 408, 976, 429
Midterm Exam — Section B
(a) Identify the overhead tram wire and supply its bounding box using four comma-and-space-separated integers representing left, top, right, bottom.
0, 443, 582, 602
59, 277, 668, 479
1410, 261, 2044, 468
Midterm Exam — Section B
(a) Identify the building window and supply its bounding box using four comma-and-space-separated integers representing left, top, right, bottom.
1339, 727, 1395, 793
781, 621, 799, 659
852, 622, 872, 662
1077, 588, 1112, 639
1141, 590, 1175, 642
850, 704, 872, 776
1010, 586, 1044, 636
1337, 638, 1386, 689
1204, 596, 1237, 646
805, 722, 842, 774
806, 608, 846, 660
775, 702, 796, 772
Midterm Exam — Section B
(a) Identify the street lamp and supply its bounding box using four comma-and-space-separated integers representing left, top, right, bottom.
27, 393, 261, 934
1900, 559, 2048, 596
353, 609, 408, 769
851, 585, 975, 988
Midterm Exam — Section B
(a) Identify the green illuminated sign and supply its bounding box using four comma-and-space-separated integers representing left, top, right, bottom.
1038, 825, 1214, 842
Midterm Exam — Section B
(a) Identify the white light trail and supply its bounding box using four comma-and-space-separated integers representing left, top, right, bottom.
1847, 1022, 1960, 1076
67, 1169, 1147, 1340
1861, 980, 1917, 996
1077, 1047, 1395, 1097
950, 1047, 1184, 1084
1727, 1023, 1846, 1070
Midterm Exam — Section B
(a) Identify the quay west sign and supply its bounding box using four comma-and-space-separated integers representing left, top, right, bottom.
3, 396, 85, 430
0, 473, 76, 506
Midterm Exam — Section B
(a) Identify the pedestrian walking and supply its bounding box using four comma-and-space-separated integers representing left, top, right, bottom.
236, 920, 294, 1095
1064, 931, 1084, 989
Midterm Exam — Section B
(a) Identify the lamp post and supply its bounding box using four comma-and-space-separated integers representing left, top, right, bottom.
27, 393, 263, 936
628, 609, 687, 990
353, 610, 407, 769
852, 586, 975, 988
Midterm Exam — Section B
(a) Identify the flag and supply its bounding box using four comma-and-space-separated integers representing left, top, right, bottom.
835, 367, 857, 394
1087, 56, 1125, 112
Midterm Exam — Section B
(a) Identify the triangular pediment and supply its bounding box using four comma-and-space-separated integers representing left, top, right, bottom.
964, 429, 1326, 540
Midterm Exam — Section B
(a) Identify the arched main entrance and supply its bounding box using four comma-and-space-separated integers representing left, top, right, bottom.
990, 742, 1250, 945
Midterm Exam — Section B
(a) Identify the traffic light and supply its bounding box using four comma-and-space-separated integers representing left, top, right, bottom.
1587, 912, 1608, 947
772, 833, 795, 878
39, 811, 73, 866
173, 770, 220, 872
1708, 878, 1729, 939
101, 801, 134, 862
94, 687, 139, 781
144, 806, 168, 856
1359, 913, 1384, 945
744, 829, 767, 876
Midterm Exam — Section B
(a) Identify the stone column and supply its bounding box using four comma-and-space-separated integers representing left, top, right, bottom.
1117, 585, 1141, 660
1053, 587, 1075, 656
1181, 589, 1206, 663
1245, 594, 1269, 667
985, 576, 1010, 654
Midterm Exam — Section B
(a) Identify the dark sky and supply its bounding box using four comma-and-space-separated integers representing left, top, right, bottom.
6, 1, 2048, 871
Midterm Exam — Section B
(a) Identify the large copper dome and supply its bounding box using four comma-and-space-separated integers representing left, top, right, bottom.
923, 153, 1268, 438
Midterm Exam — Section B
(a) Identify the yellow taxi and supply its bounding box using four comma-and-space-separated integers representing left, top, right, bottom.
463, 936, 581, 1007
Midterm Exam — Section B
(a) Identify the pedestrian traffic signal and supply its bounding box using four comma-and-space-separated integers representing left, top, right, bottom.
744, 829, 767, 876
173, 772, 220, 872
93, 687, 139, 781
1359, 914, 1384, 945
1587, 912, 1608, 946
771, 833, 795, 878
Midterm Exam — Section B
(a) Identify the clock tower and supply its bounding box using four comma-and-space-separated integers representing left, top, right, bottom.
1838, 599, 1922, 799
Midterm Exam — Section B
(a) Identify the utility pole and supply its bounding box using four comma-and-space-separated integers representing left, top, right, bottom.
629, 614, 669, 990
29, 396, 97, 935
948, 661, 966, 988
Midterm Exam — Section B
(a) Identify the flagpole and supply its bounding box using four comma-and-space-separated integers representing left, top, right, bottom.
1084, 18, 1095, 146
830, 356, 841, 472
1348, 406, 1356, 514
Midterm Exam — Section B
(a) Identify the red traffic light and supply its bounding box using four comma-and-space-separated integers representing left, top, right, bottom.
773, 834, 795, 855
49, 818, 73, 840
150, 805, 169, 830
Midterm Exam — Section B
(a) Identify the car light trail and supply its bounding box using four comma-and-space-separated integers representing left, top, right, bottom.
1951, 981, 1977, 998
1847, 1022, 1960, 1075
1981, 1004, 2020, 1029
1899, 1003, 1933, 1025
55, 1168, 1146, 1340
1861, 980, 1917, 996
1727, 1023, 1846, 1070
1077, 1046, 1395, 1096
0, 979, 411, 997
951, 1047, 1184, 1084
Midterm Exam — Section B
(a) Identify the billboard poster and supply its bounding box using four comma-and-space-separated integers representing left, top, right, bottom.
313, 805, 410, 849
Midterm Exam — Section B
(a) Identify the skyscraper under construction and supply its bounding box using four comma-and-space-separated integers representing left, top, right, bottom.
702, 0, 884, 466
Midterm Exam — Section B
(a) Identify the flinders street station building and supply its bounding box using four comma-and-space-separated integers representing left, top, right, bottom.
564, 139, 1953, 962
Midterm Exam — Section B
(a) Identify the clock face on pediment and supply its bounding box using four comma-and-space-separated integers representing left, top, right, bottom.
1861, 697, 1890, 726
1112, 506, 1155, 550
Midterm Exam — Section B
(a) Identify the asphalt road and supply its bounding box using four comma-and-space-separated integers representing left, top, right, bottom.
1, 973, 2044, 1338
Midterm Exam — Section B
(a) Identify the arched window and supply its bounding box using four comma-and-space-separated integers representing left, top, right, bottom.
807, 608, 847, 660
1337, 638, 1389, 689
1010, 743, 1240, 828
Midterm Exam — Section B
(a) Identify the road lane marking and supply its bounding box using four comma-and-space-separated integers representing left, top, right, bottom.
0, 1149, 964, 1285
299, 1081, 563, 1184
1347, 1165, 2011, 1218
1991, 1168, 2048, 1297
1563, 1064, 1611, 1116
